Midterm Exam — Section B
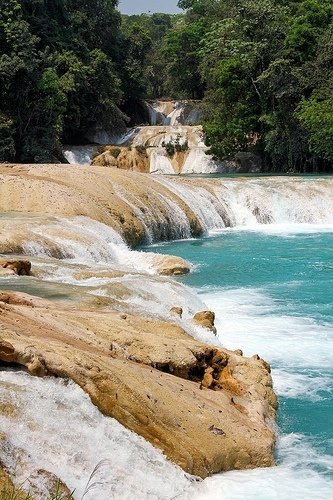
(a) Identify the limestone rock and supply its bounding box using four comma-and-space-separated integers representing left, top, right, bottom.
153, 255, 191, 276
91, 150, 118, 167
0, 164, 203, 247
116, 146, 150, 173
170, 307, 183, 317
193, 310, 217, 334
92, 146, 150, 173
0, 259, 31, 276
0, 291, 277, 479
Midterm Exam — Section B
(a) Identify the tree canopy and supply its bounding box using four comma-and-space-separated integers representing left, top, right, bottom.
0, 0, 332, 171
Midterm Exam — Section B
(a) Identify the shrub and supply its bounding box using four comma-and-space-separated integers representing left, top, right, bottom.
135, 144, 147, 154
110, 147, 121, 158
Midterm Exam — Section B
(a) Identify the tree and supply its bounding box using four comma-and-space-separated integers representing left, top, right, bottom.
0, 0, 126, 161
161, 20, 206, 98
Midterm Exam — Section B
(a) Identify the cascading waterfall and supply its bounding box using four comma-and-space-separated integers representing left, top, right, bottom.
1, 174, 333, 499
111, 182, 193, 243
63, 99, 222, 173
156, 177, 333, 232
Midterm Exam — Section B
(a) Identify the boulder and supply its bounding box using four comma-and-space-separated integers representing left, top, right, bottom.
153, 255, 191, 276
193, 310, 217, 334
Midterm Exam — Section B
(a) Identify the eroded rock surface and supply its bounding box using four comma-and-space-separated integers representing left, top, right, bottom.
0, 291, 277, 479
0, 164, 202, 247
153, 255, 191, 276
193, 310, 217, 334
0, 259, 31, 276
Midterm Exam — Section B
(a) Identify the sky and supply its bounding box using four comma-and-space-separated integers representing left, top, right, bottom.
118, 1, 182, 15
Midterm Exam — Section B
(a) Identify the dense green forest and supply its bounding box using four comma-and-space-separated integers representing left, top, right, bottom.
0, 0, 332, 171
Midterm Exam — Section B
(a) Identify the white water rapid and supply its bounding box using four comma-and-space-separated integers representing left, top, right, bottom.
156, 176, 333, 231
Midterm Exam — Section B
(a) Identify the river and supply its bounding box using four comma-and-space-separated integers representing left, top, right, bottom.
0, 174, 332, 499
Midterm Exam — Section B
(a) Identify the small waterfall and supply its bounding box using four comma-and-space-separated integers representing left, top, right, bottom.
63, 145, 98, 165
150, 176, 333, 235
156, 178, 232, 232
146, 100, 202, 126
219, 177, 333, 227
127, 124, 224, 174
86, 128, 137, 146
112, 183, 193, 243
0, 370, 190, 499
2, 177, 332, 256
63, 100, 220, 174
63, 130, 136, 164
0, 215, 125, 261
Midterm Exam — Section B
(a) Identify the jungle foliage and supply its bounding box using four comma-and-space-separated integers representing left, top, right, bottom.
0, 0, 332, 171
169, 0, 333, 172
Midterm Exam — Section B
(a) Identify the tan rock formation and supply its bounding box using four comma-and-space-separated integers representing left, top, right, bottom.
91, 149, 118, 167
170, 307, 183, 317
0, 259, 31, 276
0, 291, 277, 479
116, 146, 150, 172
92, 146, 150, 173
193, 310, 217, 334
0, 164, 202, 247
153, 255, 191, 276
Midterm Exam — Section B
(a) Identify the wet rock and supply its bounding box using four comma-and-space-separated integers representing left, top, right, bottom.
28, 469, 73, 499
154, 255, 191, 276
170, 307, 183, 318
193, 310, 217, 334
0, 259, 31, 276
0, 291, 277, 479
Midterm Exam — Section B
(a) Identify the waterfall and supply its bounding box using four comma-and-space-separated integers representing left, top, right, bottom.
1, 174, 332, 253
110, 182, 194, 243
0, 370, 190, 499
156, 177, 333, 232
146, 100, 201, 126
64, 100, 224, 174
63, 145, 98, 165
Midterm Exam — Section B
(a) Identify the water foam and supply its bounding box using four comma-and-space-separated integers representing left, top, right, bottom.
182, 437, 333, 500
203, 288, 333, 370
0, 370, 191, 500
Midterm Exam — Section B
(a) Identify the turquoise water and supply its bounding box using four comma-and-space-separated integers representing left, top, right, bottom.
142, 227, 333, 496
